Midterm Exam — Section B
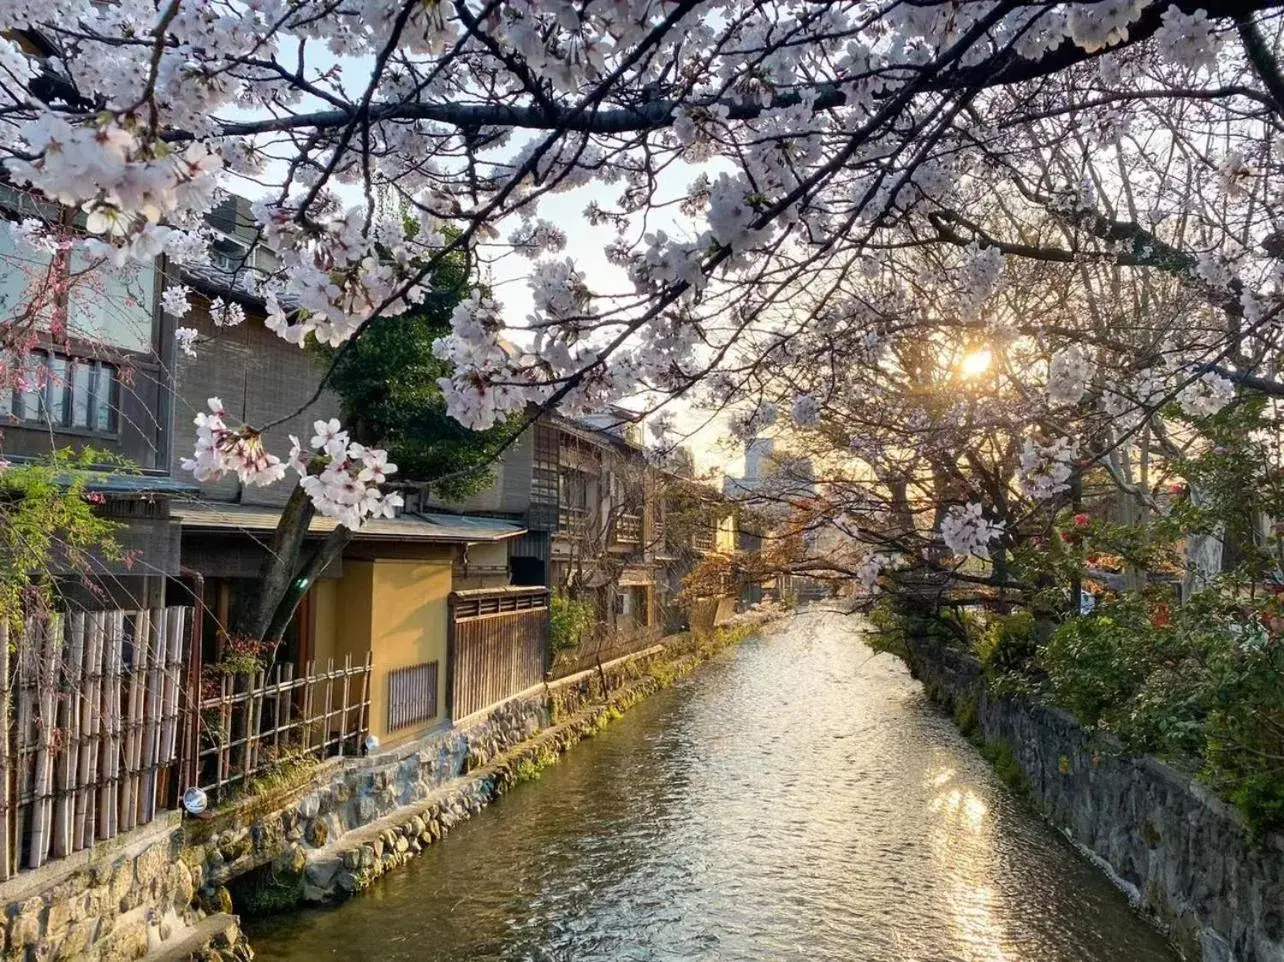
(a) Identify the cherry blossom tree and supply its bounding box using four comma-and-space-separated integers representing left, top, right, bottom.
1, 0, 1282, 613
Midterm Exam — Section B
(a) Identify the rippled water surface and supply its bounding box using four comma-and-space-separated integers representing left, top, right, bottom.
248, 611, 1177, 962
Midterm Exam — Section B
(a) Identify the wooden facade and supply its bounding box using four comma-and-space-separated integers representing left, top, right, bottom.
448, 587, 549, 720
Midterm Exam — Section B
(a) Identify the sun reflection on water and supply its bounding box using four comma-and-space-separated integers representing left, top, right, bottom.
927, 766, 1009, 960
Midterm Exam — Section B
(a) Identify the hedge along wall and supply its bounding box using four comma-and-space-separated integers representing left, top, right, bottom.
905, 634, 1284, 962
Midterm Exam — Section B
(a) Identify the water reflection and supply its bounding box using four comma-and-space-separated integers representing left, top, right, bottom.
248, 611, 1177, 962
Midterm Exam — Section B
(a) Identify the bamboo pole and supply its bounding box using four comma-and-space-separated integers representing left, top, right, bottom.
12, 621, 36, 873
0, 620, 11, 881
140, 610, 164, 825
300, 660, 314, 754
271, 664, 283, 762
158, 608, 184, 796
77, 612, 105, 851
99, 610, 124, 842
357, 653, 372, 748
216, 673, 232, 801
51, 613, 84, 859
321, 659, 334, 755
281, 663, 294, 754
29, 614, 63, 869
119, 611, 146, 833
337, 655, 350, 757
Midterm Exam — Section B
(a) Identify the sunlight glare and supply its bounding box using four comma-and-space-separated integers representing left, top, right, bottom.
960, 348, 993, 379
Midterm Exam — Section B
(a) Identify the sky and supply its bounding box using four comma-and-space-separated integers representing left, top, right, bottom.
218, 44, 746, 480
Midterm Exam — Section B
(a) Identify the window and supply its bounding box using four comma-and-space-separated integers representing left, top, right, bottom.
559, 467, 589, 511
5, 350, 119, 434
0, 210, 156, 354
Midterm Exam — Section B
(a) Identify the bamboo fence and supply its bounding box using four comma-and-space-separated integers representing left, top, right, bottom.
0, 607, 189, 880
195, 654, 372, 806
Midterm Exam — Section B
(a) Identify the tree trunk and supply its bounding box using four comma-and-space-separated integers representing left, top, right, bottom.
1183, 483, 1225, 599
261, 526, 353, 649
233, 484, 316, 641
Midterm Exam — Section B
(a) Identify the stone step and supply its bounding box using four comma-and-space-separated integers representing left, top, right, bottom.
142, 913, 249, 962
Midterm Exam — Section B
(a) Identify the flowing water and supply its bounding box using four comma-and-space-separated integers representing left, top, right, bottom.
247, 611, 1178, 962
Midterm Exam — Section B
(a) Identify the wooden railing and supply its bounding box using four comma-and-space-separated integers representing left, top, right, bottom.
691, 527, 717, 553
558, 505, 589, 539
0, 607, 189, 879
195, 654, 371, 806
448, 587, 549, 720
614, 512, 643, 545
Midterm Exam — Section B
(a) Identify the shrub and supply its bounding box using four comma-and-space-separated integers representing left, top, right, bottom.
550, 592, 596, 654
974, 610, 1038, 676
1042, 590, 1284, 837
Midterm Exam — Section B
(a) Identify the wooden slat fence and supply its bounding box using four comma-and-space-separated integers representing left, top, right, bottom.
449, 588, 549, 720
387, 661, 438, 732
195, 654, 371, 806
0, 607, 189, 880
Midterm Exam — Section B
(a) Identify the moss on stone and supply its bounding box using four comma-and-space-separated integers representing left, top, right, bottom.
953, 695, 979, 737
979, 739, 1028, 797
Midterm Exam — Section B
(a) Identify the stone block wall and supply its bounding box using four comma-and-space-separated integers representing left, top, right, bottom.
184, 644, 668, 911
905, 635, 1284, 962
0, 815, 198, 962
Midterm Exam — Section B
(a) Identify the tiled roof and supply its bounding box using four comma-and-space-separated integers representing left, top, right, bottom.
171, 500, 526, 543
52, 472, 201, 495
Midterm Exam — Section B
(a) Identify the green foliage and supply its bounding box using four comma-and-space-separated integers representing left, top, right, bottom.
1043, 591, 1284, 837
315, 253, 514, 501
974, 610, 1037, 675
953, 694, 979, 737
0, 450, 125, 621
550, 592, 596, 654
980, 739, 1028, 796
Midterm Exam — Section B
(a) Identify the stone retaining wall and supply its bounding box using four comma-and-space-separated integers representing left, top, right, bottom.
0, 616, 772, 962
0, 815, 198, 962
905, 634, 1284, 962
203, 642, 674, 910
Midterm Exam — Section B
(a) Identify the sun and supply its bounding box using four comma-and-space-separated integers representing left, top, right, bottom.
959, 348, 993, 379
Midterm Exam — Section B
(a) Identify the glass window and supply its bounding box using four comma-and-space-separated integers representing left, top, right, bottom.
93, 363, 117, 433
69, 252, 155, 354
46, 354, 67, 426
18, 351, 45, 421
0, 225, 155, 355
71, 360, 91, 427
11, 351, 117, 434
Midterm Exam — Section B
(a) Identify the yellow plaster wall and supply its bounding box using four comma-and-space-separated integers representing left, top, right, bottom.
368, 557, 452, 743
307, 553, 453, 745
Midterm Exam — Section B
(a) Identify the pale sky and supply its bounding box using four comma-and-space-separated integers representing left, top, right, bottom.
221, 48, 743, 480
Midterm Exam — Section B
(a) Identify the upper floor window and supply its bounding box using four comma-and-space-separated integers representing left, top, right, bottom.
0, 350, 118, 435
0, 188, 156, 355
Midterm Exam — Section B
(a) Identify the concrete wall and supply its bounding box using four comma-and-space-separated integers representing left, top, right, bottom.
906, 635, 1284, 962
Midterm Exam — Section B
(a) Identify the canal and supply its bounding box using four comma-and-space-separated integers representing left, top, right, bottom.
247, 610, 1178, 962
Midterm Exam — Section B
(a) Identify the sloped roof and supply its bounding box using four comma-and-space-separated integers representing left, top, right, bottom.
172, 500, 525, 543
53, 472, 201, 496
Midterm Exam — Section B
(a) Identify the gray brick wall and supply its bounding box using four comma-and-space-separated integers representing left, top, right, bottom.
170, 297, 341, 506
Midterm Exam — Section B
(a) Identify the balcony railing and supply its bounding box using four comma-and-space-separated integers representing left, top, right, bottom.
558, 506, 589, 539
614, 512, 643, 545
691, 528, 716, 553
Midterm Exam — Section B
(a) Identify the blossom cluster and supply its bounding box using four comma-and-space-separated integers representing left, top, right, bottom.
292, 421, 403, 531
940, 503, 1006, 561
181, 398, 285, 487
1046, 346, 1094, 406
181, 401, 401, 530
1018, 436, 1078, 502
1179, 371, 1237, 419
